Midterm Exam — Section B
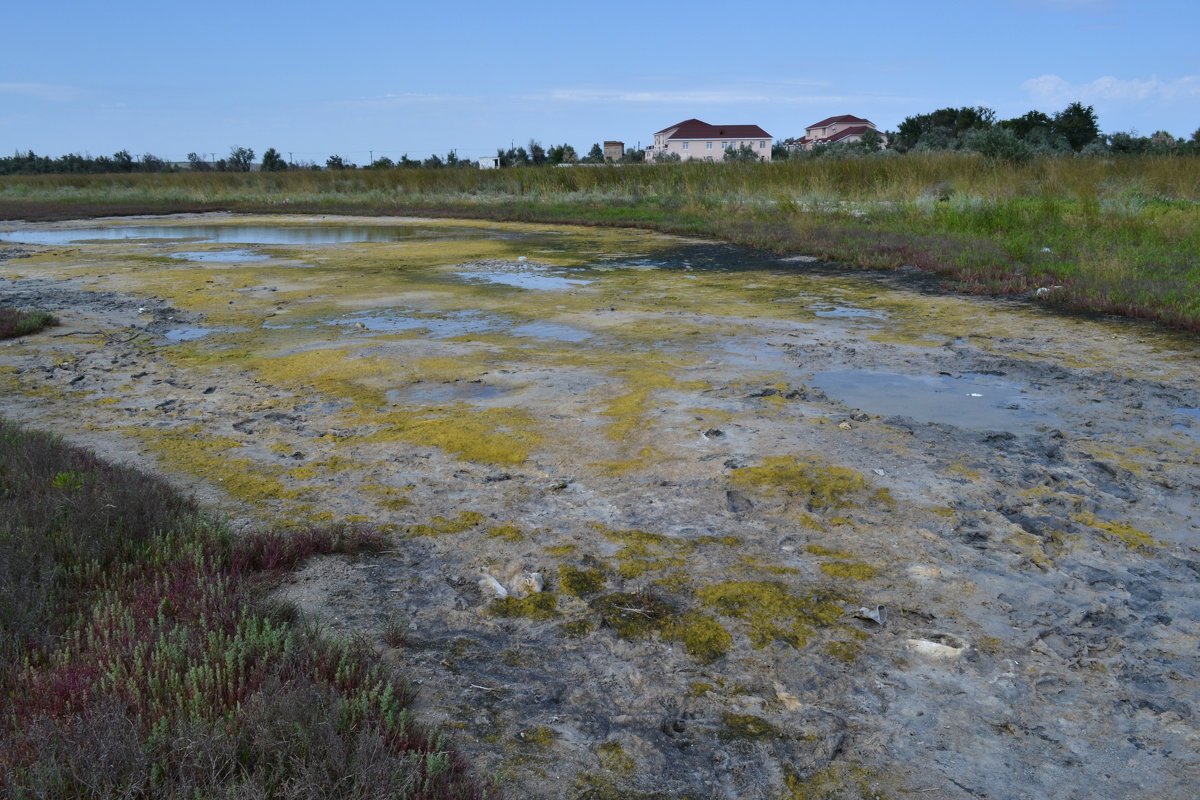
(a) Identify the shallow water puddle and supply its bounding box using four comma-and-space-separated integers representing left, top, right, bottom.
453, 266, 592, 291
509, 321, 593, 342
169, 249, 271, 263
0, 223, 505, 246
811, 368, 1065, 433
334, 308, 503, 337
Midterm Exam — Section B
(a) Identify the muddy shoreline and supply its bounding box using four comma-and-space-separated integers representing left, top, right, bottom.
2, 215, 1198, 799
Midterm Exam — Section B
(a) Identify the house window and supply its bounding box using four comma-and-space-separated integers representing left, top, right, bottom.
682, 142, 688, 150
706, 142, 712, 149
760, 141, 766, 149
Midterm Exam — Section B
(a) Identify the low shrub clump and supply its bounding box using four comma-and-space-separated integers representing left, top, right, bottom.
0, 306, 58, 339
0, 418, 488, 799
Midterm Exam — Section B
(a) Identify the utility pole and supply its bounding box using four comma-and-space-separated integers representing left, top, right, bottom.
369, 150, 373, 165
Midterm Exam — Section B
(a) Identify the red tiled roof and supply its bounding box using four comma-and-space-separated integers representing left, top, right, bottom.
656, 118, 771, 140
822, 125, 871, 143
805, 114, 873, 130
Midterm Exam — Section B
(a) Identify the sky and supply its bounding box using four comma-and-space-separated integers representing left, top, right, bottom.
2, 0, 1197, 164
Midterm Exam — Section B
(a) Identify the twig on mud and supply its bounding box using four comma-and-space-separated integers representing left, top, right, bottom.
612, 605, 654, 617
52, 328, 142, 344
469, 684, 506, 692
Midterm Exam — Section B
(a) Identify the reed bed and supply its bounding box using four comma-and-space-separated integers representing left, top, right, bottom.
3, 152, 1198, 330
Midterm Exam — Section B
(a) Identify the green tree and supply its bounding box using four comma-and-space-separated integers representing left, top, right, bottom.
527, 139, 547, 166
325, 154, 348, 170
547, 143, 578, 165
1052, 102, 1100, 151
186, 152, 210, 172
1000, 110, 1053, 139
856, 129, 883, 153
963, 126, 1032, 163
583, 143, 604, 163
723, 143, 761, 162
893, 106, 995, 152
261, 148, 288, 171
369, 155, 395, 169
228, 146, 254, 171
113, 149, 134, 172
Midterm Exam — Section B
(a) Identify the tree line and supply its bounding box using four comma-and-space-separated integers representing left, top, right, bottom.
780, 102, 1200, 162
4, 103, 1198, 175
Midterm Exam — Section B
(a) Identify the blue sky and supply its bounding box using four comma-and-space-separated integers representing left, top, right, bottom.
2, 0, 1196, 164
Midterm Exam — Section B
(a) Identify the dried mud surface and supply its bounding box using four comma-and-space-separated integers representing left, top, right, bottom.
2, 214, 1199, 799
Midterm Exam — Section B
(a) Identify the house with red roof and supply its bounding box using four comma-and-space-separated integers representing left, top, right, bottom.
645, 119, 773, 162
793, 115, 884, 150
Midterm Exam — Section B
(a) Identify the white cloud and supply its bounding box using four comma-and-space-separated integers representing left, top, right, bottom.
0, 82, 81, 101
532, 83, 907, 108
1023, 73, 1200, 104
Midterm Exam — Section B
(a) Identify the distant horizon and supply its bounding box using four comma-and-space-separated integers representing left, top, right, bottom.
3, 1, 1196, 163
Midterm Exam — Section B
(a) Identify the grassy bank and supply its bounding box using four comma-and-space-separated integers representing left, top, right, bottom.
2, 152, 1198, 331
0, 418, 488, 799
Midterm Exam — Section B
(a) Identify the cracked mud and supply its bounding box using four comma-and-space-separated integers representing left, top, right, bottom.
2, 214, 1198, 799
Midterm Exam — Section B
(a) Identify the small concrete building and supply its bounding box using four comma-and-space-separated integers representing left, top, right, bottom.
603, 141, 624, 162
478, 156, 501, 169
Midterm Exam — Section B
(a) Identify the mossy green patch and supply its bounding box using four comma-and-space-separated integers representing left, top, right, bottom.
730, 455, 868, 511
487, 522, 526, 542
590, 591, 675, 640
558, 564, 608, 596
597, 740, 636, 777
130, 425, 297, 507
698, 580, 845, 650
819, 562, 880, 580
720, 713, 782, 741
407, 510, 486, 537
784, 762, 897, 800
670, 611, 732, 664
560, 619, 595, 638
368, 404, 543, 465
1072, 511, 1161, 551
517, 725, 557, 748
488, 592, 559, 620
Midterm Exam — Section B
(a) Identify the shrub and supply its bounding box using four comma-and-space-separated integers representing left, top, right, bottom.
0, 306, 59, 339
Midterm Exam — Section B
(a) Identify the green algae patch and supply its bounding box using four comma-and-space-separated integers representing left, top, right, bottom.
597, 740, 636, 777
487, 522, 526, 542
129, 425, 296, 506
591, 591, 675, 640
560, 619, 595, 638
407, 510, 486, 537
488, 592, 559, 620
784, 762, 897, 800
588, 591, 730, 663
1072, 511, 1161, 551
599, 525, 687, 579
720, 713, 782, 741
698, 580, 845, 650
670, 611, 732, 664
599, 366, 706, 443
558, 564, 608, 596
730, 455, 868, 511
368, 404, 544, 465
819, 561, 880, 580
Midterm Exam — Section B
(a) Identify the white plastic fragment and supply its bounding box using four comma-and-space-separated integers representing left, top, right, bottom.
479, 573, 508, 598
855, 605, 887, 625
